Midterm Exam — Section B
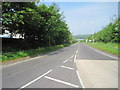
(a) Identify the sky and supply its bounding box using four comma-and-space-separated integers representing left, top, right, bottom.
38, 1, 118, 35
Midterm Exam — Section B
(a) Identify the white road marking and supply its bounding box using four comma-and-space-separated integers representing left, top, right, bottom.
3, 43, 76, 68
76, 70, 85, 88
44, 76, 79, 88
18, 69, 52, 89
63, 55, 74, 63
71, 55, 74, 58
3, 56, 44, 68
3, 43, 77, 68
63, 59, 69, 63
76, 50, 78, 54
60, 65, 74, 70
74, 55, 76, 63
85, 44, 118, 60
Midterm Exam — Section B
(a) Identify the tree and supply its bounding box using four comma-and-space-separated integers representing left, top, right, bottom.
2, 2, 72, 48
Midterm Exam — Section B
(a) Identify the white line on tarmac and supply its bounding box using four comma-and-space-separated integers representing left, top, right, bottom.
63, 55, 74, 63
44, 76, 79, 88
3, 44, 76, 68
76, 50, 78, 54
74, 55, 76, 63
18, 69, 52, 90
3, 56, 44, 68
60, 65, 74, 70
85, 44, 118, 60
76, 70, 85, 88
63, 59, 69, 63
71, 55, 74, 58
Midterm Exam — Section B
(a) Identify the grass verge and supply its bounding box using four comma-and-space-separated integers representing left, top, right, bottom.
1, 43, 74, 62
84, 42, 119, 56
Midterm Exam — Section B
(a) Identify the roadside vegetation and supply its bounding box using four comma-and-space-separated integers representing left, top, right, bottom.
83, 17, 120, 56
86, 42, 119, 56
2, 2, 77, 62
1, 42, 77, 62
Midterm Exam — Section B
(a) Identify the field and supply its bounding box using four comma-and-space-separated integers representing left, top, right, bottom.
85, 42, 119, 56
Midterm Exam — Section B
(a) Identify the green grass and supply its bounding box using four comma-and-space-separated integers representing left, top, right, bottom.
1, 43, 74, 62
84, 42, 119, 56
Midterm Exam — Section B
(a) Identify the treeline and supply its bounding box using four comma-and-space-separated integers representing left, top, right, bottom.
73, 34, 90, 39
2, 2, 73, 49
88, 18, 120, 43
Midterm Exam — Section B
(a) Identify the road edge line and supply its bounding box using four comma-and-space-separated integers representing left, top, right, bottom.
74, 55, 76, 63
2, 56, 45, 68
84, 44, 118, 60
3, 43, 77, 68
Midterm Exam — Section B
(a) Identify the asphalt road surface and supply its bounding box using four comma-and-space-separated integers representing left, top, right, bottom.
2, 42, 118, 89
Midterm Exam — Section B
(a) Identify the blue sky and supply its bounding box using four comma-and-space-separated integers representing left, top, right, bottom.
38, 1, 118, 35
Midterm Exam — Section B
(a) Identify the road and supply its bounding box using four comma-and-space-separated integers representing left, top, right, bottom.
75, 42, 118, 88
2, 42, 118, 89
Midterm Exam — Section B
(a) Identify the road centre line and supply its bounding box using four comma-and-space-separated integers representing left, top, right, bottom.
63, 55, 74, 63
85, 44, 118, 60
18, 69, 52, 89
74, 55, 76, 63
76, 70, 85, 88
60, 65, 74, 70
44, 76, 79, 88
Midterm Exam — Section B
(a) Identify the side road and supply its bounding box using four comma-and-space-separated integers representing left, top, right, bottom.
75, 59, 118, 88
75, 42, 118, 88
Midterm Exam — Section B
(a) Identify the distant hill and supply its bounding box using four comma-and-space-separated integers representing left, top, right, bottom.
73, 34, 91, 39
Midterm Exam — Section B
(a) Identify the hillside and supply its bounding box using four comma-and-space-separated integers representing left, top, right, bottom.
88, 18, 119, 43
73, 34, 91, 39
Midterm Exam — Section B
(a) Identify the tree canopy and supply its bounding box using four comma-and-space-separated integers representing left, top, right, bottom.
88, 18, 120, 43
2, 2, 72, 48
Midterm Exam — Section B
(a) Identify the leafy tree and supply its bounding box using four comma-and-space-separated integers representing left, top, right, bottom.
87, 17, 120, 43
2, 2, 72, 48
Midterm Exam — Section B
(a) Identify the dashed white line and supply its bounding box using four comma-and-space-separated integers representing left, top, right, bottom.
18, 69, 52, 89
63, 55, 74, 63
74, 55, 76, 63
60, 65, 74, 70
44, 76, 79, 88
76, 70, 85, 88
